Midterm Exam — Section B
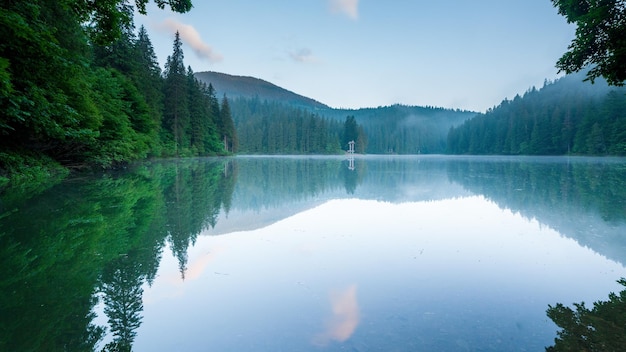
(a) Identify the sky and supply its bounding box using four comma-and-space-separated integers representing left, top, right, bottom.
134, 0, 576, 112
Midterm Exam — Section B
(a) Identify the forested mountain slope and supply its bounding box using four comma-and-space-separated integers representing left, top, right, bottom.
194, 71, 328, 110
447, 72, 626, 155
195, 71, 476, 155
327, 105, 476, 154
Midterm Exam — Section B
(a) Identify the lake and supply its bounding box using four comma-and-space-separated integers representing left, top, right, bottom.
1, 155, 626, 351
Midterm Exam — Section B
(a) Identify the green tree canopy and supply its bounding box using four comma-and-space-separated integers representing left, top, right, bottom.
75, 0, 193, 44
552, 0, 626, 85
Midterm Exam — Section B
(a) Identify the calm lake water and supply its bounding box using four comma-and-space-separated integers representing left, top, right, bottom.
1, 155, 626, 351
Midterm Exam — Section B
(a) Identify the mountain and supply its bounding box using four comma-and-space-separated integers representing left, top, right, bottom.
196, 71, 477, 154
194, 71, 329, 110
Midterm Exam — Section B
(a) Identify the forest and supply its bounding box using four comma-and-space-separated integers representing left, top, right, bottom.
229, 97, 366, 154
227, 97, 473, 155
325, 105, 475, 154
446, 72, 626, 155
0, 1, 235, 186
3, 1, 626, 190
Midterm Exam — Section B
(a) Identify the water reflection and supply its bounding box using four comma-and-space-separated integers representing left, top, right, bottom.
99, 255, 144, 351
0, 158, 235, 352
547, 279, 626, 351
135, 196, 624, 351
0, 155, 625, 351
445, 156, 626, 264
314, 285, 360, 346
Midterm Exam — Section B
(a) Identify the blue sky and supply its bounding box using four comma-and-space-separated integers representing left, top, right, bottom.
135, 0, 575, 112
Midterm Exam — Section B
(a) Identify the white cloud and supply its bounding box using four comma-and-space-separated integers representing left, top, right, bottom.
289, 48, 320, 64
329, 0, 359, 20
156, 18, 223, 63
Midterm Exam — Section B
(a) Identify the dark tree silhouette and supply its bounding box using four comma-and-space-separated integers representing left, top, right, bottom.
552, 0, 626, 85
546, 278, 626, 351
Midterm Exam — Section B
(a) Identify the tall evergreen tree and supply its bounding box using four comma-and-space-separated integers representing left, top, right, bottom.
220, 94, 237, 152
187, 66, 219, 155
91, 3, 137, 75
163, 31, 190, 155
134, 25, 163, 155
342, 115, 359, 151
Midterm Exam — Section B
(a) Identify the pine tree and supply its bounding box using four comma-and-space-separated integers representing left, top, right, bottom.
342, 116, 359, 151
92, 4, 137, 75
220, 95, 237, 152
163, 31, 190, 155
134, 25, 164, 154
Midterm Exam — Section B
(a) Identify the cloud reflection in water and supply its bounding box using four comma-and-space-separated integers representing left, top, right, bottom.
313, 284, 360, 346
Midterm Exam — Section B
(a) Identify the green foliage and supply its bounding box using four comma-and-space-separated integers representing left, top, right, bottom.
163, 33, 188, 124
0, 159, 236, 351
0, 150, 68, 194
325, 105, 475, 154
0, 0, 100, 158
552, 0, 626, 85
161, 50, 228, 156
546, 278, 626, 351
342, 116, 358, 149
0, 1, 228, 182
74, 0, 192, 45
231, 97, 343, 154
219, 95, 237, 152
447, 73, 626, 155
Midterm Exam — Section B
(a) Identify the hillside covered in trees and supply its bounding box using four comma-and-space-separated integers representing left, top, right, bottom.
447, 72, 626, 155
4, 1, 625, 189
0, 1, 235, 186
229, 97, 366, 154
326, 105, 475, 154
198, 71, 476, 156
195, 71, 328, 111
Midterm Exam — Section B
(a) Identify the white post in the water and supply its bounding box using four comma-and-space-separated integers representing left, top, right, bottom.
347, 140, 355, 170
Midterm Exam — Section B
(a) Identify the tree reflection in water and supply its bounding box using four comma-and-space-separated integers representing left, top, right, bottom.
2, 156, 626, 351
546, 278, 626, 351
98, 255, 144, 351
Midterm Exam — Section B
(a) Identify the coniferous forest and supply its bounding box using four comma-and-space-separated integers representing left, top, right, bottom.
446, 72, 626, 155
229, 98, 345, 154
3, 1, 626, 189
0, 1, 235, 185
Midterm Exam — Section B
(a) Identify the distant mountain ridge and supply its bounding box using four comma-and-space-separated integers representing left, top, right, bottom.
194, 71, 329, 110
196, 70, 477, 154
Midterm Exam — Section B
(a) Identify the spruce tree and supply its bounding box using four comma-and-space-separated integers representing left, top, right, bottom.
220, 95, 237, 152
163, 31, 190, 155
134, 25, 164, 154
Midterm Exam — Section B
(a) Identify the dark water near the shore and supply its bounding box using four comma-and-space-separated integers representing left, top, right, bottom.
1, 155, 625, 351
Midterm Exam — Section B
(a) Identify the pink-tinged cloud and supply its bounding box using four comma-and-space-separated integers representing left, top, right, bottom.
313, 284, 360, 346
184, 249, 220, 281
329, 0, 359, 20
156, 18, 223, 63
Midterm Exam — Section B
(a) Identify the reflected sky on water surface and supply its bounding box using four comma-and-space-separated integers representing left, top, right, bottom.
133, 179, 626, 351
3, 155, 626, 351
